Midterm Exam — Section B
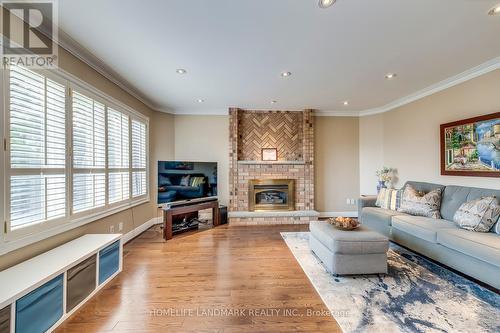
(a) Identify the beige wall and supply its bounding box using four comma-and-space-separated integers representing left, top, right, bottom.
173, 115, 230, 205
360, 69, 500, 192
359, 114, 384, 195
315, 117, 360, 212
0, 47, 175, 270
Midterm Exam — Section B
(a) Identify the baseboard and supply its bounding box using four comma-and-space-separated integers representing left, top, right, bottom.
122, 217, 162, 244
319, 211, 358, 218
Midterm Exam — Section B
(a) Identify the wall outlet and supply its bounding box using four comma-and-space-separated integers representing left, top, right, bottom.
109, 225, 115, 233
346, 198, 358, 205
118, 222, 123, 232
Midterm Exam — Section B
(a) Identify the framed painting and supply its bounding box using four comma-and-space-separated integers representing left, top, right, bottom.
440, 112, 500, 177
261, 148, 278, 161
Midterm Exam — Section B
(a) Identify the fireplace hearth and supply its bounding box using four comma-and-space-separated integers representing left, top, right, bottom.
249, 179, 295, 211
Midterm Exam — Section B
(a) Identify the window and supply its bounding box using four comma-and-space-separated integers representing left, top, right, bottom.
107, 108, 130, 204
8, 66, 66, 230
4, 65, 149, 241
131, 119, 147, 197
72, 91, 106, 213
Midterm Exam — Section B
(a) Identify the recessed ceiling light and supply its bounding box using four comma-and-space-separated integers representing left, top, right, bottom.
318, 0, 336, 8
385, 73, 397, 79
197, 99, 204, 103
343, 101, 349, 106
271, 100, 277, 104
488, 4, 500, 15
176, 69, 187, 74
281, 71, 292, 77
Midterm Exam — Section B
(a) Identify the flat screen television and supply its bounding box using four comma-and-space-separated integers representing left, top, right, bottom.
157, 161, 218, 206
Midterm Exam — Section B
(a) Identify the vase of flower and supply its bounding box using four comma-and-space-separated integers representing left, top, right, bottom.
376, 167, 398, 193
377, 180, 386, 193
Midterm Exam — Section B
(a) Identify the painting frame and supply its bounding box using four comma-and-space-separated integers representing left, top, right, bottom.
440, 112, 500, 177
261, 148, 278, 161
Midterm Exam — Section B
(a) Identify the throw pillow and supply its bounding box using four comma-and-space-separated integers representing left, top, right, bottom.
158, 174, 172, 186
179, 175, 190, 187
398, 185, 443, 219
376, 188, 402, 210
190, 176, 205, 187
453, 196, 500, 232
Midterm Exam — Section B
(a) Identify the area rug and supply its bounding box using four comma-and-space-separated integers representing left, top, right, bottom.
281, 232, 499, 333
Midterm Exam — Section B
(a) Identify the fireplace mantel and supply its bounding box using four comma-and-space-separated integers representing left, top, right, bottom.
228, 108, 315, 225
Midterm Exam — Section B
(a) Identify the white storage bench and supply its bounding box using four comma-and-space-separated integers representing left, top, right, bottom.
0, 234, 122, 333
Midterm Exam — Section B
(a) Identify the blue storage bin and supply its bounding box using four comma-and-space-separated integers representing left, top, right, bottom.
16, 274, 63, 333
98, 241, 120, 284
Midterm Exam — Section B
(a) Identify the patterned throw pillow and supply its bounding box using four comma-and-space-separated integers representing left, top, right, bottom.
190, 176, 205, 187
453, 196, 500, 232
398, 185, 443, 219
375, 188, 403, 210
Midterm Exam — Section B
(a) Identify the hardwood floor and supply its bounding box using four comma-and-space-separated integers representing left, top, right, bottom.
56, 224, 342, 333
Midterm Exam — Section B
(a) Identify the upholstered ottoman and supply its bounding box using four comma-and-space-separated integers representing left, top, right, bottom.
309, 221, 389, 275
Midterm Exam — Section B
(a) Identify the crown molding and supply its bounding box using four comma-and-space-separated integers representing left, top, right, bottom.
57, 30, 172, 114
55, 29, 499, 118
357, 57, 500, 117
314, 110, 361, 117
173, 109, 229, 116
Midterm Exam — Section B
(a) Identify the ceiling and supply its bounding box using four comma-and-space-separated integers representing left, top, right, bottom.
57, 0, 500, 115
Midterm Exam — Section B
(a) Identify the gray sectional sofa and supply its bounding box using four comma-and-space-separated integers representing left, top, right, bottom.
358, 181, 500, 289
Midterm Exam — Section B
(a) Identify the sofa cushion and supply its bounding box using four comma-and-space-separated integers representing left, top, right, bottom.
454, 196, 500, 232
398, 184, 443, 219
440, 185, 500, 222
361, 207, 405, 227
309, 222, 388, 254
391, 215, 457, 243
437, 229, 500, 267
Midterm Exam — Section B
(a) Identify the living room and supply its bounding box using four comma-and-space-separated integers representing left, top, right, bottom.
0, 1, 499, 332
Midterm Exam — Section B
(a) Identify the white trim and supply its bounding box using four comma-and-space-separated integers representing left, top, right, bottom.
122, 216, 162, 244
318, 211, 358, 218
57, 30, 168, 114
317, 57, 500, 117
173, 109, 229, 116
57, 29, 500, 118
358, 57, 500, 117
314, 111, 360, 117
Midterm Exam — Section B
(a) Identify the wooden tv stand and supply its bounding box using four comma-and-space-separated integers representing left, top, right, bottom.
162, 200, 220, 241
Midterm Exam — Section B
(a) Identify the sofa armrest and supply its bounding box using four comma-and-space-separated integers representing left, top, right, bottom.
358, 195, 377, 219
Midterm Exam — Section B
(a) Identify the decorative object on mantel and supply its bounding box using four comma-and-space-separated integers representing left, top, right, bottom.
440, 112, 500, 177
328, 216, 360, 230
375, 167, 398, 193
261, 148, 278, 161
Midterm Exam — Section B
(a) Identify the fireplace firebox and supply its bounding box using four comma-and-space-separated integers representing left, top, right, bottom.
248, 179, 295, 211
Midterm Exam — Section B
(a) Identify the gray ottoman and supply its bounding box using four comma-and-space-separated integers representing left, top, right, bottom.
309, 221, 389, 275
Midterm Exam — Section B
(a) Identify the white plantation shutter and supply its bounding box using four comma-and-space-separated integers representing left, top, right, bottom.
108, 108, 130, 203
131, 119, 147, 197
108, 108, 129, 169
5, 65, 149, 240
108, 171, 130, 203
8, 66, 66, 229
72, 91, 106, 213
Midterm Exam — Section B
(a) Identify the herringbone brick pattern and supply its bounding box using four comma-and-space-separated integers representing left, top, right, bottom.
238, 111, 303, 161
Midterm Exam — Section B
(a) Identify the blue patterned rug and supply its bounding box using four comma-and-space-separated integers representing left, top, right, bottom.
281, 232, 500, 333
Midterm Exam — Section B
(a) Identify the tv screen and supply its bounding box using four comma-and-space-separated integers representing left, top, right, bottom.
157, 161, 218, 205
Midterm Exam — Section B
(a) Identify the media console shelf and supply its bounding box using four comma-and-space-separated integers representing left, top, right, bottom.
0, 234, 122, 333
163, 200, 220, 240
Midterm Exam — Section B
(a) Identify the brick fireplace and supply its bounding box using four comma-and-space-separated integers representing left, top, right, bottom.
228, 108, 318, 225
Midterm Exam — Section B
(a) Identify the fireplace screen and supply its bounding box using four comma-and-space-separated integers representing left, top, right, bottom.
249, 179, 295, 211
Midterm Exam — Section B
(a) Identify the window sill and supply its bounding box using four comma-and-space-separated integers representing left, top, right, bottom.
0, 197, 150, 256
